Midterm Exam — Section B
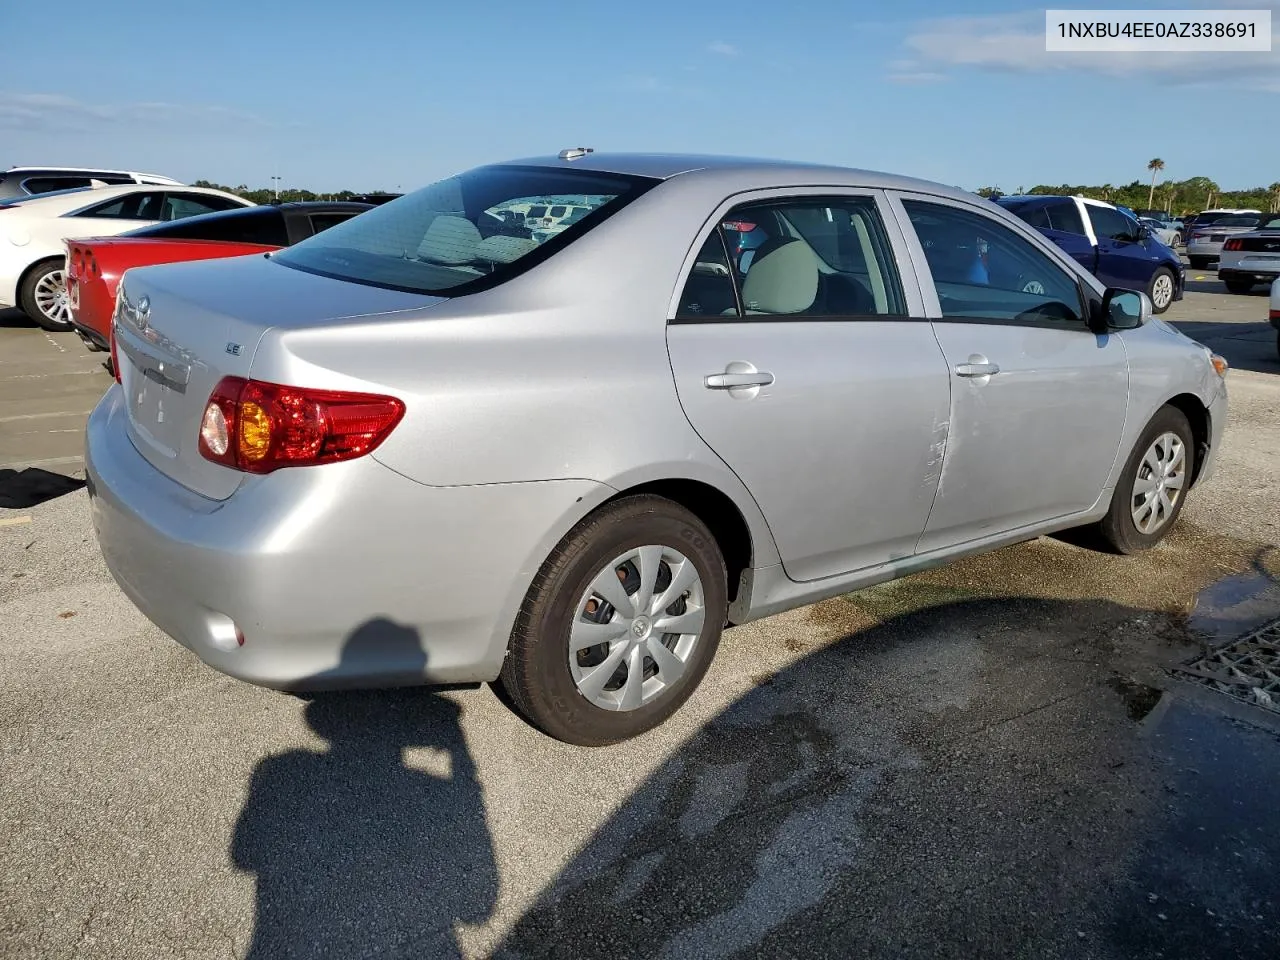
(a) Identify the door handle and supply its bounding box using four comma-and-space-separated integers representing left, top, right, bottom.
705, 371, 775, 389
954, 361, 1000, 378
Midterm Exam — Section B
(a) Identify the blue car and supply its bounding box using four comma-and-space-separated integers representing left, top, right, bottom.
995, 195, 1185, 313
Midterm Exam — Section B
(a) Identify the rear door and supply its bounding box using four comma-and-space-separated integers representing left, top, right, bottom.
889, 193, 1129, 551
666, 189, 952, 582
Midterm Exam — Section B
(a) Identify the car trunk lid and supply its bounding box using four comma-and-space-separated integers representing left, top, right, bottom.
113, 254, 443, 500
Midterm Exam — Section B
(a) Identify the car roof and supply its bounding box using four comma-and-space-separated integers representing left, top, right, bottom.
492, 152, 982, 203
3, 165, 180, 181
6, 183, 247, 215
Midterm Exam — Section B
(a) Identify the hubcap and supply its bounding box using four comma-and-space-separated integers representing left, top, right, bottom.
569, 545, 705, 712
1152, 274, 1173, 309
34, 269, 71, 326
1130, 431, 1185, 534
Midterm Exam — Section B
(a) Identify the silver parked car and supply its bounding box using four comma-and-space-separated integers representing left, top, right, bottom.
85, 152, 1229, 745
1186, 212, 1262, 269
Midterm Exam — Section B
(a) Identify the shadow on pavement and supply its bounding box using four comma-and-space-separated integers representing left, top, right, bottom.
0, 468, 86, 508
1169, 320, 1278, 375
230, 618, 497, 959
0, 307, 35, 329
493, 595, 1280, 960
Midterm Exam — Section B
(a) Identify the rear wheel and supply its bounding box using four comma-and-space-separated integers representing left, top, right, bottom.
498, 495, 728, 746
1223, 277, 1254, 295
18, 259, 73, 332
1097, 406, 1195, 554
1148, 267, 1176, 313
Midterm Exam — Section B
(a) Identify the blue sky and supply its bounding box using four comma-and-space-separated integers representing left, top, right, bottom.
2, 0, 1277, 193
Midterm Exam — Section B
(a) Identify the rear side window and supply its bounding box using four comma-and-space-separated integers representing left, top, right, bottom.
902, 199, 1084, 327
272, 164, 658, 296
162, 192, 243, 220
675, 196, 906, 320
72, 192, 163, 220
308, 212, 360, 235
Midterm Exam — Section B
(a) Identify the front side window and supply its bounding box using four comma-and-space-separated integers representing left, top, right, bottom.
272, 165, 657, 296
162, 193, 242, 220
1087, 205, 1138, 241
675, 196, 906, 320
902, 200, 1085, 327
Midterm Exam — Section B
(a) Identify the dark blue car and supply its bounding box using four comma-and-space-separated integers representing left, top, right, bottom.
995, 195, 1185, 313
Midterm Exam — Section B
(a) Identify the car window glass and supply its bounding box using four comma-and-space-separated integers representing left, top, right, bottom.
22, 176, 94, 194
74, 194, 149, 219
1086, 205, 1135, 241
1215, 214, 1261, 228
696, 197, 906, 319
902, 200, 1084, 327
1045, 200, 1086, 236
1005, 203, 1051, 230
676, 230, 739, 318
308, 212, 359, 234
271, 165, 656, 296
162, 193, 240, 220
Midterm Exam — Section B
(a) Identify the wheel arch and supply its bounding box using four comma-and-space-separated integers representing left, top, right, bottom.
598, 477, 757, 609
1164, 392, 1211, 486
16, 253, 66, 308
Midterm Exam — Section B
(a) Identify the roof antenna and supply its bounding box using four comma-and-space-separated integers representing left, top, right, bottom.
559, 147, 594, 161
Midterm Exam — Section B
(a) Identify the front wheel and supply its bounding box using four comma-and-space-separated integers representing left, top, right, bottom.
498, 495, 729, 746
1148, 267, 1176, 313
1096, 406, 1195, 554
18, 259, 73, 332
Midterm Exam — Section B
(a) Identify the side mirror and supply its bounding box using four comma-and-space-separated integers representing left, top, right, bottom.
1093, 288, 1151, 333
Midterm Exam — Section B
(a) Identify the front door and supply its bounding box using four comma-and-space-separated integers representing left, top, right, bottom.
666, 190, 952, 582
1085, 202, 1165, 292
891, 193, 1130, 552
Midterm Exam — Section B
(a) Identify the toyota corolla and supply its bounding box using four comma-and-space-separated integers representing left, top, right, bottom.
85, 151, 1229, 745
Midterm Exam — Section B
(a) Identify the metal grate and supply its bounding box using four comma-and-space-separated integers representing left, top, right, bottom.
1175, 618, 1280, 714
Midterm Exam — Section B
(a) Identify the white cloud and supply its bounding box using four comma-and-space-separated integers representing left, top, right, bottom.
0, 91, 272, 132
708, 40, 741, 56
894, 8, 1280, 91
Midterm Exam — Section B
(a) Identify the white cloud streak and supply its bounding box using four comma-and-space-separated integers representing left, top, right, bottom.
0, 91, 272, 132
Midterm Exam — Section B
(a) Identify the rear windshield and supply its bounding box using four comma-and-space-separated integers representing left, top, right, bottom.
123, 206, 290, 246
272, 165, 657, 295
1215, 214, 1261, 227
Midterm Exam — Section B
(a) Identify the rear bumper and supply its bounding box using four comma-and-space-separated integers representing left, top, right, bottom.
85, 385, 608, 690
1185, 242, 1223, 259
71, 316, 110, 350
1218, 266, 1280, 284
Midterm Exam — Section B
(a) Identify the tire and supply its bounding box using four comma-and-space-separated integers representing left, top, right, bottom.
1096, 406, 1195, 555
1188, 256, 1211, 271
1171, 233, 1182, 246
1148, 267, 1176, 313
498, 494, 729, 746
18, 259, 73, 332
1223, 277, 1254, 295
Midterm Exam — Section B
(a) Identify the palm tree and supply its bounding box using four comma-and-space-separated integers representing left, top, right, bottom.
1146, 159, 1165, 209
1101, 183, 1113, 200
1270, 182, 1280, 214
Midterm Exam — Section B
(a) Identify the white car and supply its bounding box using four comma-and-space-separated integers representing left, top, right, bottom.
0, 184, 253, 330
1138, 216, 1181, 247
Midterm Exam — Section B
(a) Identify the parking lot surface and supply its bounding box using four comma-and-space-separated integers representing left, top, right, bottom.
2, 276, 1279, 959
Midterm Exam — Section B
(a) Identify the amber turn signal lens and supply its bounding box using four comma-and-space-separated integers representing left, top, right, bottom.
1210, 354, 1228, 377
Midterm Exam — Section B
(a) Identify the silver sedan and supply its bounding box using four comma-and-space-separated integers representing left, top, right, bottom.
1186, 212, 1262, 268
85, 152, 1229, 745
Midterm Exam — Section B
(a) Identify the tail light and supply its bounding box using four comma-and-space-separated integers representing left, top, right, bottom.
1271, 309, 1280, 321
721, 221, 757, 233
197, 377, 405, 474
1223, 238, 1243, 251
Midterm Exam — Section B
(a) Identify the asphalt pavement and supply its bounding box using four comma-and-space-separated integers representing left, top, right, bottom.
1, 272, 1279, 959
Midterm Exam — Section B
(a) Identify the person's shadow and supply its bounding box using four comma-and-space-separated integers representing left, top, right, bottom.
230, 618, 497, 959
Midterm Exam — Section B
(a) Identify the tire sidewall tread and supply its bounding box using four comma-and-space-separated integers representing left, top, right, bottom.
499, 495, 728, 746
1099, 405, 1195, 554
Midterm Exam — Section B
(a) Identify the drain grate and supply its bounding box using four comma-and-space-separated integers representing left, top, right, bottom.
1175, 618, 1280, 714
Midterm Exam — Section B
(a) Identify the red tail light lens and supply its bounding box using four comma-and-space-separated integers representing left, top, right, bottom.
721, 221, 757, 233
197, 377, 405, 474
1223, 238, 1243, 251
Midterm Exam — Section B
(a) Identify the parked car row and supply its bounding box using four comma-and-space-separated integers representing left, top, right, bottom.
0, 182, 253, 330
81, 149, 1230, 746
65, 201, 373, 353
